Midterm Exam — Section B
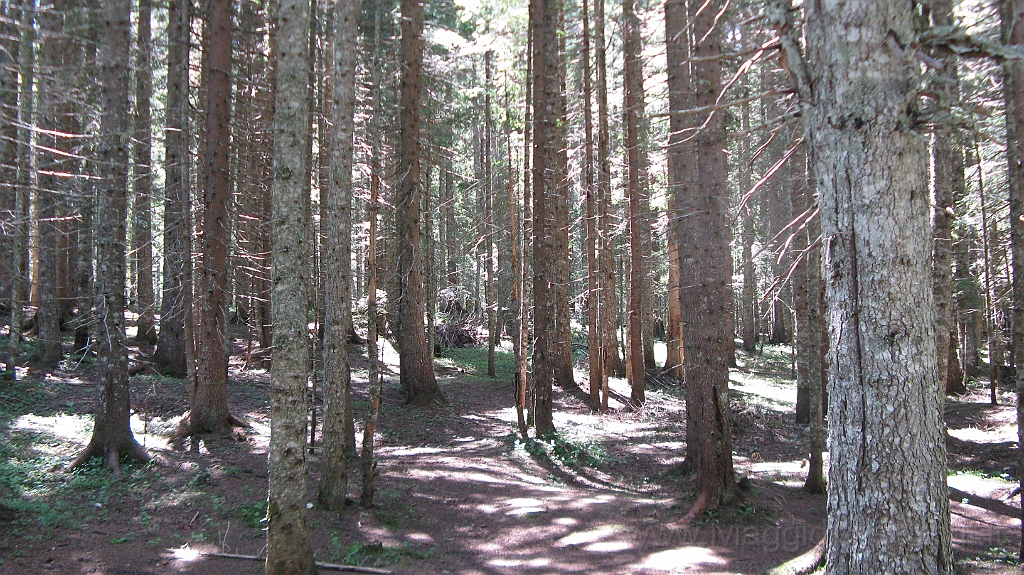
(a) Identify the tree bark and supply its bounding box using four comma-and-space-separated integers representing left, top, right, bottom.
803, 0, 954, 571
132, 0, 156, 345
396, 0, 444, 406
582, 0, 601, 407
623, 0, 645, 406
265, 0, 317, 569
1003, 0, 1024, 560
531, 0, 565, 435
318, 0, 359, 510
191, 0, 236, 435
70, 0, 149, 475
675, 0, 736, 511
155, 0, 192, 378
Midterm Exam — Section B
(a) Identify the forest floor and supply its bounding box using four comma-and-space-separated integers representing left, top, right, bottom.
0, 328, 1020, 574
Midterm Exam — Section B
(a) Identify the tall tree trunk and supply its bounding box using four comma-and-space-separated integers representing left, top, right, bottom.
485, 50, 496, 378
7, 0, 34, 379
802, 0, 954, 571
132, 0, 156, 345
70, 0, 149, 475
397, 0, 444, 406
1003, 0, 1024, 560
35, 1, 73, 366
265, 0, 316, 570
582, 0, 602, 407
675, 0, 737, 516
155, 0, 192, 378
0, 1, 18, 354
531, 0, 564, 435
623, 0, 645, 406
740, 96, 757, 354
191, 0, 236, 434
929, 0, 957, 400
595, 0, 621, 381
361, 9, 384, 504
792, 139, 812, 427
317, 0, 359, 510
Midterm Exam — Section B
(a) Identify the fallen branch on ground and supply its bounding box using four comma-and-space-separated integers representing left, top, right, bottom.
203, 552, 393, 574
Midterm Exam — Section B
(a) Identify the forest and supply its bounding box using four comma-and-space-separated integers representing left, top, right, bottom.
0, 0, 1023, 573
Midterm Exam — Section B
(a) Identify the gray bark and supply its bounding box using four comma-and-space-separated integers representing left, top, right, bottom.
265, 0, 316, 570
803, 0, 954, 571
318, 0, 359, 510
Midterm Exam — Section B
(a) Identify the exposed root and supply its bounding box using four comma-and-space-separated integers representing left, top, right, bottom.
676, 489, 714, 527
67, 438, 151, 477
761, 536, 825, 575
174, 412, 250, 439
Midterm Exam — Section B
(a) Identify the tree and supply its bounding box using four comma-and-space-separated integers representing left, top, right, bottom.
265, 0, 316, 569
530, 0, 567, 435
797, 0, 955, 571
673, 0, 737, 518
582, 0, 601, 407
132, 0, 156, 345
191, 0, 239, 435
154, 0, 192, 378
1004, 0, 1024, 559
318, 0, 359, 510
396, 0, 445, 406
69, 0, 149, 474
623, 0, 645, 406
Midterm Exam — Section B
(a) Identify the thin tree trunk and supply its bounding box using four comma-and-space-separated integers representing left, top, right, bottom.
485, 50, 496, 378
361, 9, 383, 505
155, 0, 192, 378
132, 0, 156, 345
623, 0, 645, 406
265, 0, 316, 569
317, 0, 358, 510
582, 0, 601, 407
8, 0, 35, 379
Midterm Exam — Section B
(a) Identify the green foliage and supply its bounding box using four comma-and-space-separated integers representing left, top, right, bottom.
332, 539, 433, 568
437, 345, 515, 380
236, 500, 268, 528
523, 433, 608, 468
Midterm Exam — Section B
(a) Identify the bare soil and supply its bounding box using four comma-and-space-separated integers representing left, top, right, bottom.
0, 336, 1019, 574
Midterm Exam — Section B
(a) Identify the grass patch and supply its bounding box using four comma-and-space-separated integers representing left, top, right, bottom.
331, 537, 433, 567
436, 345, 515, 380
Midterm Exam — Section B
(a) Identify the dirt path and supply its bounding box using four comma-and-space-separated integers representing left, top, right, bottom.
0, 340, 1018, 574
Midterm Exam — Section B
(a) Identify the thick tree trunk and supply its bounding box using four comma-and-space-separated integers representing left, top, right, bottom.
485, 50, 496, 379
155, 0, 191, 378
675, 0, 736, 512
396, 0, 444, 406
803, 0, 954, 571
132, 0, 156, 345
265, 0, 316, 570
70, 0, 149, 475
623, 0, 645, 407
191, 0, 235, 435
317, 0, 359, 511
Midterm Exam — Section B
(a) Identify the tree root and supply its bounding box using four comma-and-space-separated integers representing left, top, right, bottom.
174, 412, 250, 439
67, 439, 151, 477
676, 489, 713, 527
761, 536, 825, 575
